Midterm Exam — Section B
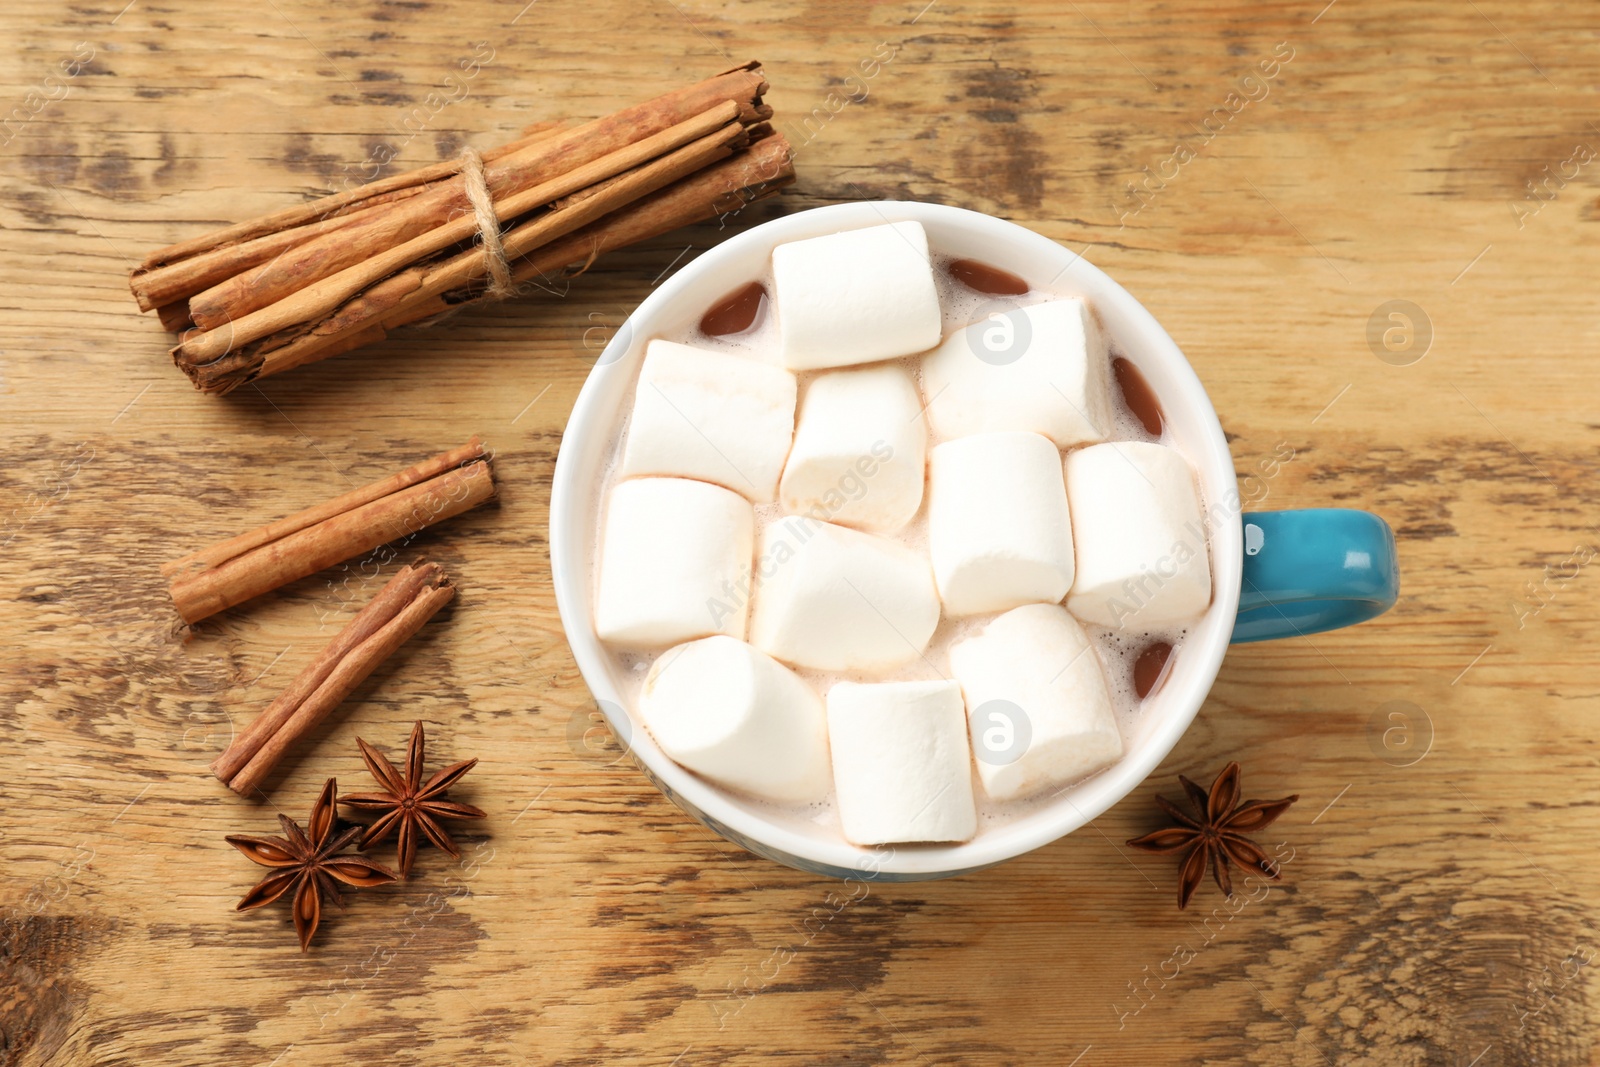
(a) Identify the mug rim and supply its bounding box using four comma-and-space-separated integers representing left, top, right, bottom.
550, 201, 1243, 879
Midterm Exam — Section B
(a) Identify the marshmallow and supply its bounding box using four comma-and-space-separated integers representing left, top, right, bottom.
926, 431, 1075, 616
771, 221, 943, 370
595, 477, 754, 646
639, 636, 832, 803
826, 680, 977, 845
1064, 442, 1211, 628
749, 516, 940, 671
948, 604, 1123, 801
778, 364, 927, 533
619, 339, 797, 503
920, 297, 1113, 448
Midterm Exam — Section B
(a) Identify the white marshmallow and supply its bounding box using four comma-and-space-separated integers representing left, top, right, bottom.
619, 339, 797, 503
949, 604, 1123, 801
920, 297, 1113, 448
826, 680, 977, 845
748, 516, 939, 672
778, 364, 927, 533
771, 221, 943, 370
595, 477, 754, 646
927, 431, 1075, 616
639, 636, 831, 803
1064, 441, 1212, 628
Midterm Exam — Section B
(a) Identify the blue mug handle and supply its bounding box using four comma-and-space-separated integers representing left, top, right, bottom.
1232, 509, 1399, 644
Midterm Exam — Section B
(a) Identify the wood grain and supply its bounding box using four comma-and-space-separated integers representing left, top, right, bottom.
2, 1, 1598, 1063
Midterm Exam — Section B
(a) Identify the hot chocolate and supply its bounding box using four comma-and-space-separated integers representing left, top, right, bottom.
588, 221, 1211, 848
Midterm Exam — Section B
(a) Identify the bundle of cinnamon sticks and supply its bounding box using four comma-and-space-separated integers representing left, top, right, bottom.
130, 61, 793, 394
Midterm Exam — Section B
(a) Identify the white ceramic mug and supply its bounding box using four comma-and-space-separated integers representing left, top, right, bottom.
550, 201, 1395, 881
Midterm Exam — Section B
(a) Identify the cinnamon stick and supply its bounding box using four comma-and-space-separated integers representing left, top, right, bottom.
168, 438, 493, 624
212, 560, 455, 796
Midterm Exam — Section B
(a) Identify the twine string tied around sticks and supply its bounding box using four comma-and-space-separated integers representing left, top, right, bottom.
458, 148, 514, 300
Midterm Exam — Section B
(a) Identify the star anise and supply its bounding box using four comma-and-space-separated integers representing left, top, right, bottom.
1126, 761, 1298, 910
226, 777, 398, 951
341, 720, 486, 879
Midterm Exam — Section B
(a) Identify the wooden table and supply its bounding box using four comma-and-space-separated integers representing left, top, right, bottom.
3, 1, 1596, 1063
